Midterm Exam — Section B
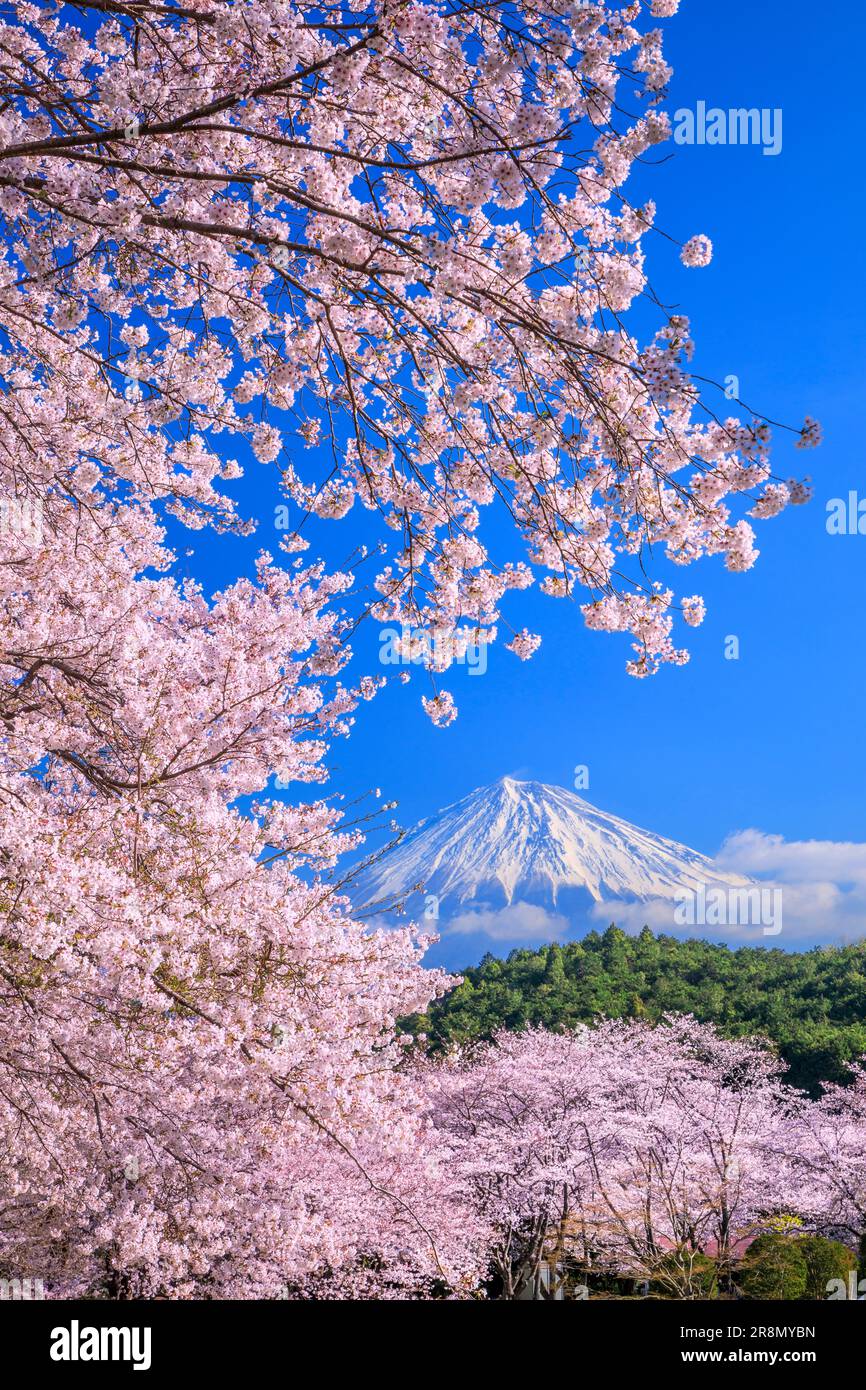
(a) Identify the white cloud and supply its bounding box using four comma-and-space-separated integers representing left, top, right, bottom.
447, 902, 570, 942
717, 829, 866, 889
399, 831, 866, 951
592, 831, 866, 947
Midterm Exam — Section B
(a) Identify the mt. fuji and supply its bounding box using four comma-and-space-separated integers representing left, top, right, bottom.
351, 778, 753, 961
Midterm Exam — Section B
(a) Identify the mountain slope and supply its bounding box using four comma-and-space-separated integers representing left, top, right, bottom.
352, 777, 750, 928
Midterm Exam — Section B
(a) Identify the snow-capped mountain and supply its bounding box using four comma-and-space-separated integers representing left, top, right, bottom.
351, 777, 751, 938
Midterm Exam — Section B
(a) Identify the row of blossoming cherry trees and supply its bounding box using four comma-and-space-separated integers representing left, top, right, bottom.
0, 0, 840, 1298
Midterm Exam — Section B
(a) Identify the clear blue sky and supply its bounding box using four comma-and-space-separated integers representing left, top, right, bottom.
183, 2, 866, 881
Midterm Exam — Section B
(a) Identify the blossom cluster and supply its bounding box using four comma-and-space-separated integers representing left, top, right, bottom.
427, 1020, 866, 1298
0, 0, 817, 721
0, 0, 824, 1299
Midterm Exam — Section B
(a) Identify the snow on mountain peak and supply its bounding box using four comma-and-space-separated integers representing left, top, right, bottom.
351, 778, 751, 928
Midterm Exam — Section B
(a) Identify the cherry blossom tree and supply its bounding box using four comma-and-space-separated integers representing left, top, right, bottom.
576, 1018, 804, 1296
424, 1026, 606, 1297
790, 1067, 866, 1260
0, 0, 824, 1300
0, 514, 488, 1295
428, 1019, 815, 1299
0, 0, 818, 717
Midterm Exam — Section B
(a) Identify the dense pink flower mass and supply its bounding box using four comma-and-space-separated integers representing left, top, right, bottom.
0, 0, 817, 700
0, 528, 484, 1295
427, 1022, 866, 1299
0, 0, 827, 1299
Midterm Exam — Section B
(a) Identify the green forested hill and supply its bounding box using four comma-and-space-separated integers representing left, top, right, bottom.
407, 927, 866, 1092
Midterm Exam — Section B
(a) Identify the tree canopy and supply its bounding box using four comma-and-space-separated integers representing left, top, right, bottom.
406, 927, 866, 1092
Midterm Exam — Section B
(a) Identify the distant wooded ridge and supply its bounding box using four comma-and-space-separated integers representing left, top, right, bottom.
405, 927, 866, 1093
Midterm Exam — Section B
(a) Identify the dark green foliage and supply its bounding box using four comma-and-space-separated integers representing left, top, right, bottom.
795, 1236, 857, 1300
737, 1235, 808, 1300
405, 928, 866, 1091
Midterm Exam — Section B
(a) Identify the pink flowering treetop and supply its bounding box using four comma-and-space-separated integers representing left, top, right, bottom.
0, 0, 817, 716
789, 1066, 866, 1253
0, 514, 487, 1294
427, 1019, 819, 1298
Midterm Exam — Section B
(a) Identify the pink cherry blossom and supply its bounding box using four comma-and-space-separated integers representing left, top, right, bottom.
0, 0, 815, 702
681, 234, 714, 268
0, 0, 829, 1300
427, 1019, 862, 1299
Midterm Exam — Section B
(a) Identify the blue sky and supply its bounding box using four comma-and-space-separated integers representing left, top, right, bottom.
180, 2, 866, 954
326, 1, 866, 842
